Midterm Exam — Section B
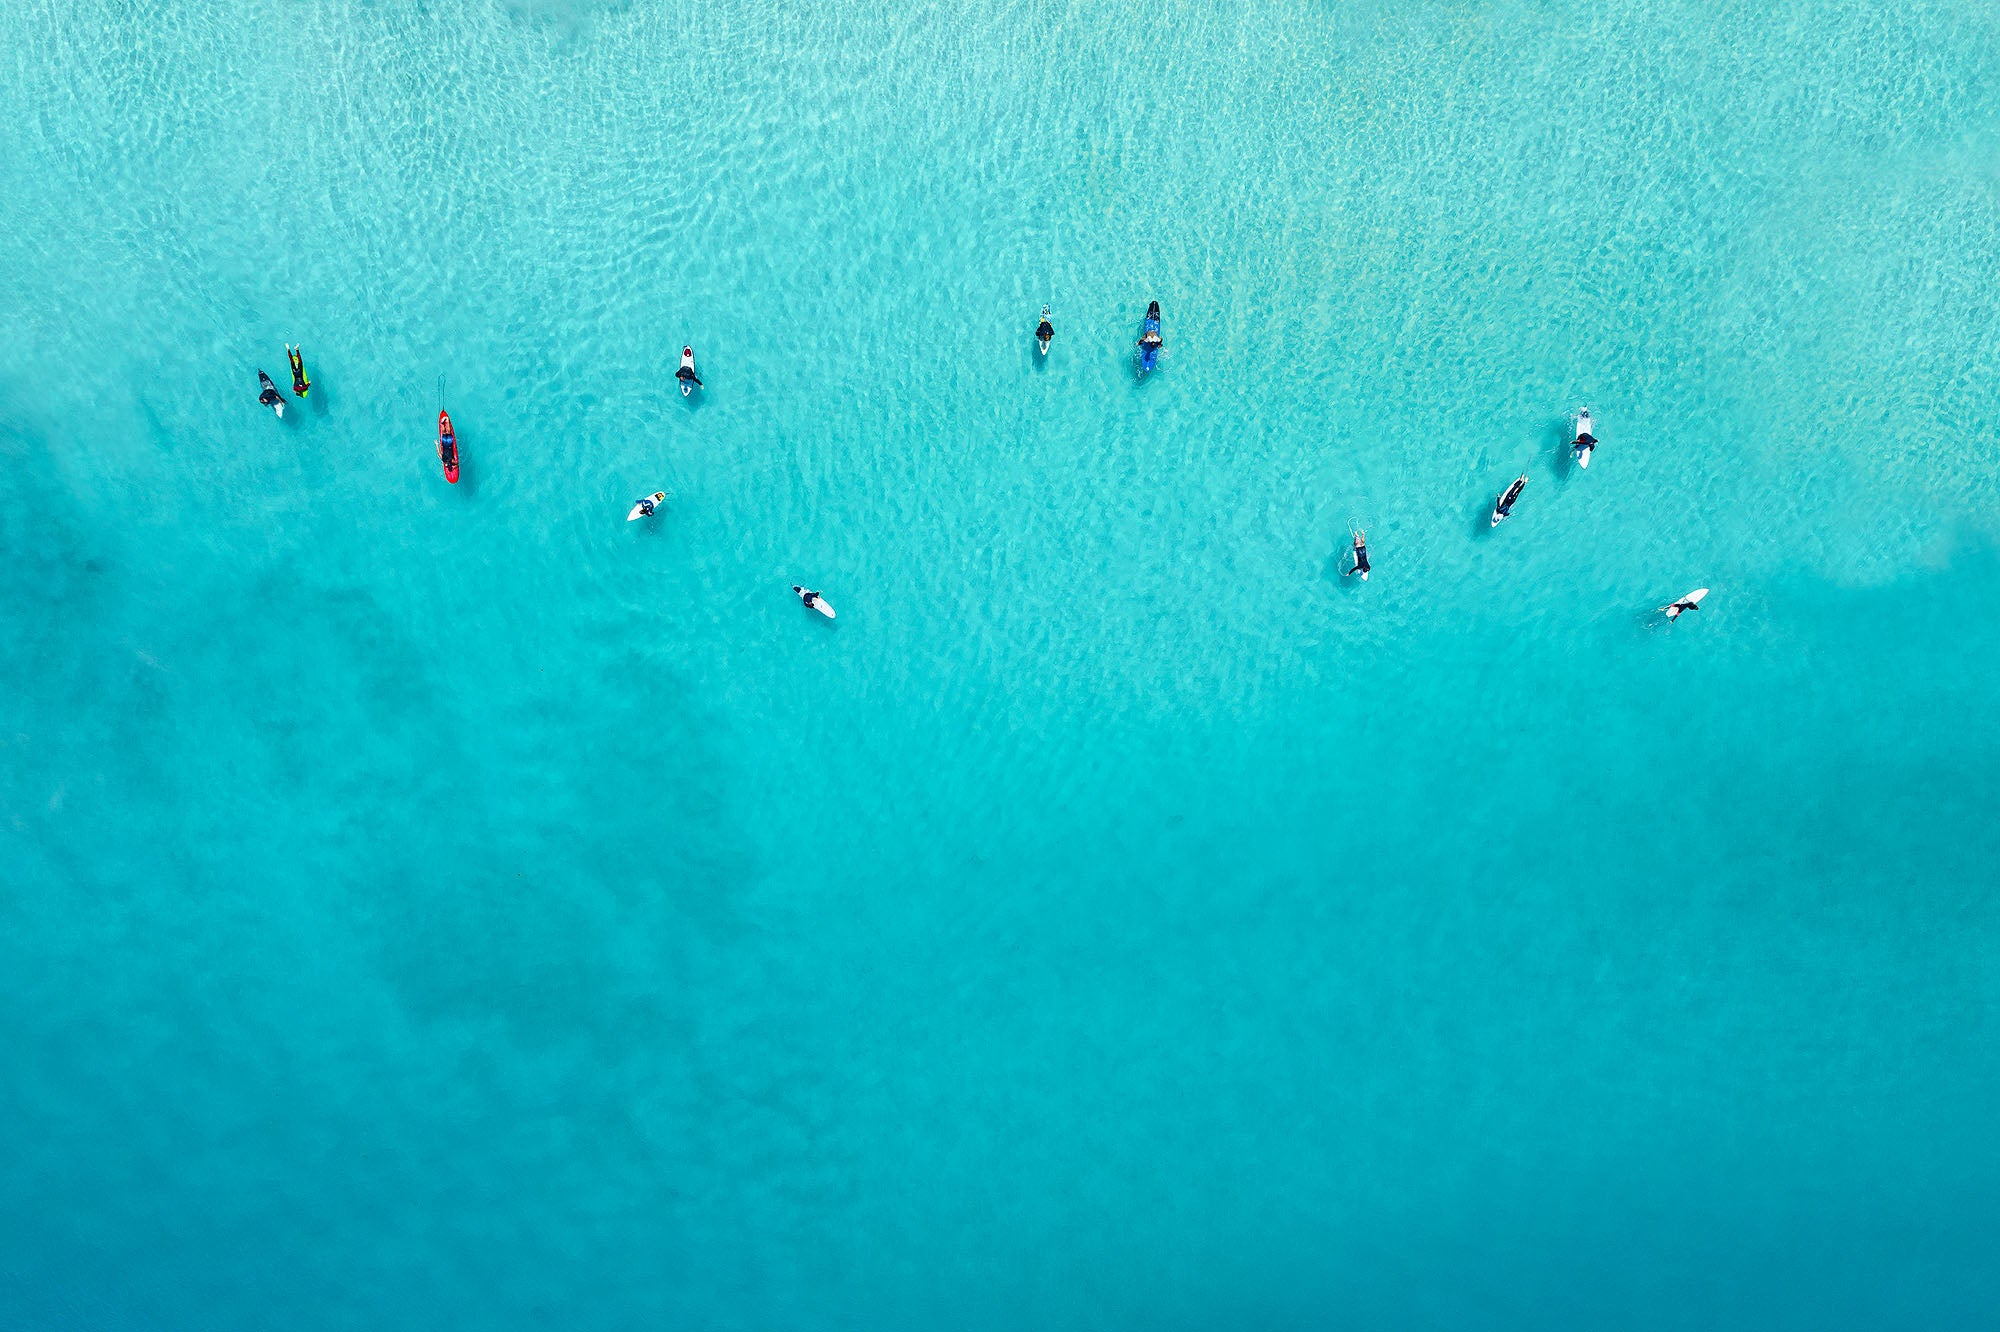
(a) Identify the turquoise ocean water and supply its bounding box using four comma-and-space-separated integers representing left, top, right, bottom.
4, 0, 1999, 1326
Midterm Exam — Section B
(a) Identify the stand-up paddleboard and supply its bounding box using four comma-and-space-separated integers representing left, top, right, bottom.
1573, 408, 1597, 469
1491, 474, 1526, 526
436, 376, 459, 484
677, 346, 701, 398
1036, 305, 1053, 356
793, 585, 836, 620
258, 370, 286, 418
627, 492, 666, 521
1662, 587, 1708, 620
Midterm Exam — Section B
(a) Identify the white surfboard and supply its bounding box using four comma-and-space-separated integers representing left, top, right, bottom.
272, 401, 284, 418
627, 492, 666, 521
794, 586, 835, 619
679, 346, 698, 397
1663, 587, 1708, 619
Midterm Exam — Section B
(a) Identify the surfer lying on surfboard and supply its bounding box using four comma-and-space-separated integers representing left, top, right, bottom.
1036, 306, 1054, 354
628, 491, 666, 520
286, 344, 310, 398
677, 347, 703, 397
1342, 528, 1371, 580
792, 586, 835, 619
1137, 301, 1163, 373
257, 370, 287, 417
435, 376, 459, 483
1571, 408, 1596, 468
1662, 589, 1707, 620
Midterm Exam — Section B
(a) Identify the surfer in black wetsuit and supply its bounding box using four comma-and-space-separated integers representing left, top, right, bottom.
1663, 595, 1702, 620
676, 347, 703, 391
793, 586, 822, 611
1343, 528, 1371, 580
258, 370, 287, 416
1036, 306, 1054, 351
286, 344, 310, 397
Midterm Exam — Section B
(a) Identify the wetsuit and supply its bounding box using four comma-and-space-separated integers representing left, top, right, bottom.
287, 346, 309, 397
1345, 542, 1371, 578
676, 366, 702, 389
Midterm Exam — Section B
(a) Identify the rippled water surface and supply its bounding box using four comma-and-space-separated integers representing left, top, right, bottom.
3, 1, 1998, 1327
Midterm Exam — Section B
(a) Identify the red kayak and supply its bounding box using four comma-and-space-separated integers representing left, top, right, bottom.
437, 409, 459, 484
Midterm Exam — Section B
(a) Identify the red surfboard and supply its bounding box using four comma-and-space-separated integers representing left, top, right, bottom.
437, 409, 459, 484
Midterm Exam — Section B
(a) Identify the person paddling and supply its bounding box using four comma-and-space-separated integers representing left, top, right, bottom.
1572, 407, 1597, 468
1036, 306, 1054, 354
792, 585, 836, 619
1343, 528, 1371, 580
436, 377, 459, 483
257, 370, 287, 417
286, 344, 310, 398
1137, 300, 1163, 372
1662, 590, 1707, 620
677, 346, 703, 396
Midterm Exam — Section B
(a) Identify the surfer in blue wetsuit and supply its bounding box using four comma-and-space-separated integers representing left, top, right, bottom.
1137, 300, 1163, 370
1342, 528, 1371, 580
